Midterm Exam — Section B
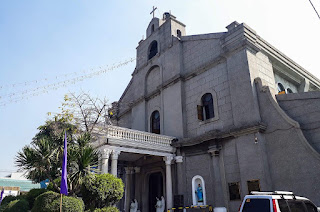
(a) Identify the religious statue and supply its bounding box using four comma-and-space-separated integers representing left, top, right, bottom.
155, 196, 165, 212
130, 199, 138, 212
195, 184, 203, 203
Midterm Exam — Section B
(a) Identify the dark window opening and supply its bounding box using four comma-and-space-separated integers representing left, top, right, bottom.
148, 41, 158, 60
151, 110, 160, 134
278, 83, 286, 94
177, 29, 181, 38
151, 24, 155, 32
247, 180, 260, 194
228, 182, 241, 200
198, 93, 214, 120
287, 88, 293, 93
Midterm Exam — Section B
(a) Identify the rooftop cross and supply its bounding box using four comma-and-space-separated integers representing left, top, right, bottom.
150, 6, 157, 18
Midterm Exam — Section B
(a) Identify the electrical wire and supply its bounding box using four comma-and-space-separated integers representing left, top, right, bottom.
308, 0, 320, 20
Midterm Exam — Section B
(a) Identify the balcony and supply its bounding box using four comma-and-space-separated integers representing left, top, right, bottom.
92, 125, 176, 154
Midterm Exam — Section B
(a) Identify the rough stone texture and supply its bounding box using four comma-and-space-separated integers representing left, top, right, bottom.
185, 63, 233, 138
182, 34, 223, 75
146, 66, 161, 94
184, 153, 214, 205
277, 91, 320, 153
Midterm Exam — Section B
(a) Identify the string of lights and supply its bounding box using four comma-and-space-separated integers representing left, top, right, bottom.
0, 60, 131, 90
0, 57, 138, 107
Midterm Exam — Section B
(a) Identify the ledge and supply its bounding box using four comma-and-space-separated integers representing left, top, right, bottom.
173, 123, 267, 147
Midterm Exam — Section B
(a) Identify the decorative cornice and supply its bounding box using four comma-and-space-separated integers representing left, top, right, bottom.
173, 123, 267, 147
163, 155, 174, 165
208, 145, 222, 157
111, 150, 121, 160
134, 167, 141, 173
175, 156, 183, 163
101, 149, 112, 159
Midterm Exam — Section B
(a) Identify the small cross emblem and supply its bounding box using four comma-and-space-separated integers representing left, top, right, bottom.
150, 6, 157, 18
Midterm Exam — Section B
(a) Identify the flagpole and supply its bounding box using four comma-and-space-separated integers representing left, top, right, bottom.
60, 130, 68, 212
60, 193, 62, 212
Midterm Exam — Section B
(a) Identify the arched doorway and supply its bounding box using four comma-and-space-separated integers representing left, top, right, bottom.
149, 172, 163, 212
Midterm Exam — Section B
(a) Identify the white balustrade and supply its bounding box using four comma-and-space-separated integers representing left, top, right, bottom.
102, 125, 174, 147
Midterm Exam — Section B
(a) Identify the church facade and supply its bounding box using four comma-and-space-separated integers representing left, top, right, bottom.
94, 13, 320, 212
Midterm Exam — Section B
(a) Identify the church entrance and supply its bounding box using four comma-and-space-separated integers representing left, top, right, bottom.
148, 172, 163, 212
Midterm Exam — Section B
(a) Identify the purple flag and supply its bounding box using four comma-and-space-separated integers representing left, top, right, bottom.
0, 188, 4, 205
60, 131, 68, 195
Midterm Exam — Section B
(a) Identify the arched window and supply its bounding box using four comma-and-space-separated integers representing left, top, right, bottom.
277, 83, 285, 94
286, 88, 293, 93
151, 110, 160, 134
177, 29, 181, 38
198, 93, 214, 121
151, 24, 155, 33
148, 41, 158, 60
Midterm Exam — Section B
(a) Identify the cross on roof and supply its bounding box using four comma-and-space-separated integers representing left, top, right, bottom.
150, 6, 157, 18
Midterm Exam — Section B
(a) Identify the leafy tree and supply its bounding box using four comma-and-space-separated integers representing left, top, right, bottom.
15, 92, 107, 196
56, 92, 111, 133
15, 120, 75, 183
82, 173, 124, 210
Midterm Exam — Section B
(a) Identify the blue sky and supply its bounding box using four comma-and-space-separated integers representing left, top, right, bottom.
1, 0, 320, 177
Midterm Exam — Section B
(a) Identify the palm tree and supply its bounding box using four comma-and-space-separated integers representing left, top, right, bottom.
68, 133, 99, 195
15, 120, 99, 195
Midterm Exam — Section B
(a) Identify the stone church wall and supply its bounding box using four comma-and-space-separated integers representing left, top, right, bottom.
182, 34, 222, 75
163, 82, 184, 137
227, 49, 261, 127
184, 62, 233, 138
118, 111, 131, 129
277, 91, 320, 153
247, 51, 276, 95
184, 153, 215, 206
256, 79, 320, 206
161, 43, 182, 82
131, 101, 146, 131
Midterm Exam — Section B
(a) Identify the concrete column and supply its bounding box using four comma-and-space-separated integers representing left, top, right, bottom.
111, 150, 121, 176
208, 145, 225, 207
298, 78, 310, 92
101, 149, 111, 174
124, 167, 134, 212
175, 156, 184, 194
134, 167, 141, 203
164, 156, 174, 210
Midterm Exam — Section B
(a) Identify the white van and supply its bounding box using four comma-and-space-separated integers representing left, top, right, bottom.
238, 191, 319, 212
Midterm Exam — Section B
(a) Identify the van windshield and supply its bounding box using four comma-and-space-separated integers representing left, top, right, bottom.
242, 199, 270, 212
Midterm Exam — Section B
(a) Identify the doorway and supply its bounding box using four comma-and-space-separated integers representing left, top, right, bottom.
148, 172, 163, 212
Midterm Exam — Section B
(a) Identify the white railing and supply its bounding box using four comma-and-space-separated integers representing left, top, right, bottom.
104, 125, 175, 147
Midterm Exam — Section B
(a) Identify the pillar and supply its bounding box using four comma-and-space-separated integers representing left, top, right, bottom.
134, 167, 141, 203
164, 156, 173, 210
208, 145, 225, 207
124, 167, 133, 212
111, 150, 121, 176
175, 155, 184, 194
101, 149, 111, 174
